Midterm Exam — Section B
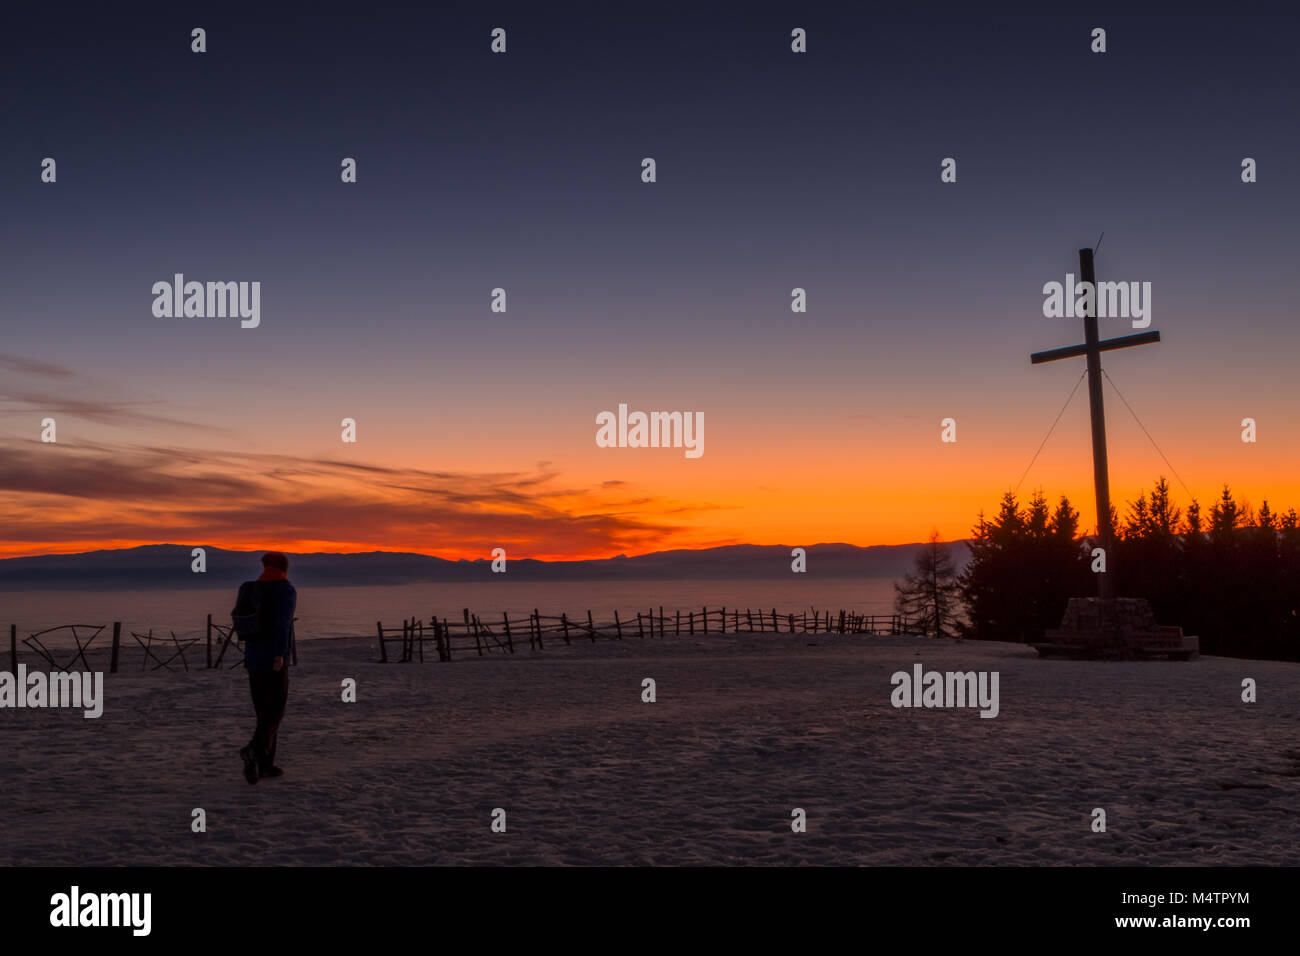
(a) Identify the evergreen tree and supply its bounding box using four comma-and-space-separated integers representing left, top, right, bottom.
959, 491, 1086, 642
1116, 477, 1183, 625
955, 478, 1300, 660
894, 531, 963, 638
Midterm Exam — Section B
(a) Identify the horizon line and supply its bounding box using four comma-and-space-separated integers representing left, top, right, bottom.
0, 539, 971, 564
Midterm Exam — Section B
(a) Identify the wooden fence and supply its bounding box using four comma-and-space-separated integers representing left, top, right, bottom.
5, 618, 300, 673
14, 622, 123, 673
5, 608, 908, 673
375, 606, 911, 663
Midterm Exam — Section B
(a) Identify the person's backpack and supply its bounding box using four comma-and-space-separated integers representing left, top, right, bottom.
231, 580, 274, 643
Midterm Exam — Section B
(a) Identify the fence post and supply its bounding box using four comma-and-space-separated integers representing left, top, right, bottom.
614, 610, 622, 639
534, 609, 544, 649
637, 612, 645, 639
702, 607, 708, 635
503, 612, 514, 653
746, 609, 754, 631
688, 611, 694, 635
676, 610, 681, 635
789, 613, 795, 633
109, 622, 121, 674
720, 606, 726, 634
561, 613, 571, 645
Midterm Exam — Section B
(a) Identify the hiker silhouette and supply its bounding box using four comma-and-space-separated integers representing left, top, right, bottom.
232, 551, 296, 784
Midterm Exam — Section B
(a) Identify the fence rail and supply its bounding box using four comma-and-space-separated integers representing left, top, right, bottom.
4, 607, 910, 673
376, 606, 912, 663
5, 617, 302, 673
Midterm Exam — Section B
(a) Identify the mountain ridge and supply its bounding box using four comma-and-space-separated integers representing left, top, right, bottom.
0, 542, 971, 589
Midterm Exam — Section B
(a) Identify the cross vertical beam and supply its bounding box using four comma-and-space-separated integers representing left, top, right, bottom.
1030, 247, 1161, 601
1079, 247, 1115, 599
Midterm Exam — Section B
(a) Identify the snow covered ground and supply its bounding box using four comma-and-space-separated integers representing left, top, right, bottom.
3, 633, 1297, 865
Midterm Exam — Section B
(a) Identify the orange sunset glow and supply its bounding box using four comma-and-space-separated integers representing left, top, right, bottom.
3, 352, 1295, 561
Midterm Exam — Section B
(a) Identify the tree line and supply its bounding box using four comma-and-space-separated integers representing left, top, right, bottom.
894, 477, 1300, 660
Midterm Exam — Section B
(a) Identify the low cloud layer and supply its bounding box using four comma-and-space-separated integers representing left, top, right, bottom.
0, 353, 713, 558
0, 441, 708, 558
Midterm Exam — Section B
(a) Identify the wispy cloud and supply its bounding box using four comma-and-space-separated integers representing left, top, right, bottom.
0, 353, 718, 558
0, 440, 716, 558
0, 352, 223, 431
0, 355, 78, 378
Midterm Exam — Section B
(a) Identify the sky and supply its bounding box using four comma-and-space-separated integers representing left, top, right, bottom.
1, 4, 1297, 559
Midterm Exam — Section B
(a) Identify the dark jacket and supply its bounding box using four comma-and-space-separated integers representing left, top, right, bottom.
237, 579, 296, 671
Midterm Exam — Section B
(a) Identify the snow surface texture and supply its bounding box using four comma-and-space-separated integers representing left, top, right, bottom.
2, 634, 1296, 865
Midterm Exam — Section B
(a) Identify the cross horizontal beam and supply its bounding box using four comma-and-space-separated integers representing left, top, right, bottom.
1030, 330, 1161, 365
